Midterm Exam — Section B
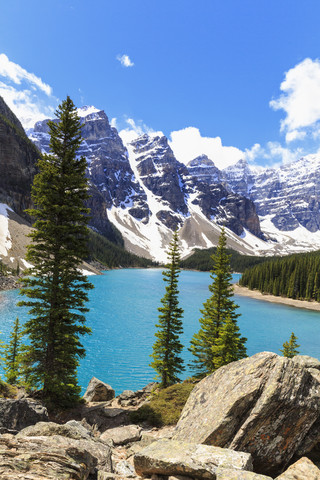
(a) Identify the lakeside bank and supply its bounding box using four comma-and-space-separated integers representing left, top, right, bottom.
234, 283, 320, 312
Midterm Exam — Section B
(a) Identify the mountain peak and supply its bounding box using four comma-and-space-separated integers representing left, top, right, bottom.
188, 154, 215, 168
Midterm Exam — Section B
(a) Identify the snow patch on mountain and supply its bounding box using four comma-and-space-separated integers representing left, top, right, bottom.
260, 215, 320, 254
77, 105, 100, 117
0, 204, 12, 256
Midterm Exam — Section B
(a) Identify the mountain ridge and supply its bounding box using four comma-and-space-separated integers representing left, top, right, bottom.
29, 106, 265, 262
27, 104, 320, 262
2, 97, 320, 264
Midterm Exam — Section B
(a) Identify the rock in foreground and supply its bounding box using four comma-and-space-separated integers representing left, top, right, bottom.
0, 433, 112, 479
174, 352, 320, 476
216, 469, 273, 479
275, 456, 320, 479
134, 438, 253, 479
0, 417, 113, 479
0, 398, 48, 431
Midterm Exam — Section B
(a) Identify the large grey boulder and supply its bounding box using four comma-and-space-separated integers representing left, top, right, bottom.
275, 457, 320, 479
100, 424, 142, 445
84, 376, 115, 402
80, 403, 129, 432
0, 432, 112, 479
0, 398, 48, 431
173, 352, 320, 476
17, 420, 94, 440
134, 438, 253, 479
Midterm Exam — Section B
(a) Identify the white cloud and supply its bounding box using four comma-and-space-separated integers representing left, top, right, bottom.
117, 54, 134, 67
245, 143, 263, 164
270, 58, 320, 141
245, 141, 304, 167
285, 129, 307, 143
169, 127, 244, 169
119, 117, 163, 145
110, 117, 117, 128
0, 53, 52, 95
0, 53, 57, 129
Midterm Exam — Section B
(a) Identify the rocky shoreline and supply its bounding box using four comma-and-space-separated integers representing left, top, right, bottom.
0, 353, 319, 479
234, 283, 320, 311
0, 274, 19, 292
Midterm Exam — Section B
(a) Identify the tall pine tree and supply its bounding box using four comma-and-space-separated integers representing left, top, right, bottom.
150, 230, 185, 388
18, 97, 93, 407
190, 228, 246, 377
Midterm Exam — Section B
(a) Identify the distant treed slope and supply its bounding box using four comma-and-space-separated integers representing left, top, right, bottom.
87, 230, 158, 268
239, 251, 320, 301
180, 247, 268, 272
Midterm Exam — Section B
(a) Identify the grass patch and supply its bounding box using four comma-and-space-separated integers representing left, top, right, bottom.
129, 381, 196, 427
0, 379, 18, 398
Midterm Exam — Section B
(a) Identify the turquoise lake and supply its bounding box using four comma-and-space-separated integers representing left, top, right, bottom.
0, 268, 319, 395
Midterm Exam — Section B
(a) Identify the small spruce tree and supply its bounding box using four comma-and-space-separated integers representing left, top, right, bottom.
3, 317, 23, 384
18, 97, 94, 408
150, 230, 185, 388
190, 227, 245, 377
280, 332, 300, 358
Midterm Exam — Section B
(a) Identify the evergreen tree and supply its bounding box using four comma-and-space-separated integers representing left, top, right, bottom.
18, 97, 94, 407
3, 317, 23, 384
211, 315, 247, 370
150, 230, 185, 388
280, 332, 300, 358
189, 228, 244, 377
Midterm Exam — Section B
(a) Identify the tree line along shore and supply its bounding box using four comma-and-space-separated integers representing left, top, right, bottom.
239, 250, 320, 302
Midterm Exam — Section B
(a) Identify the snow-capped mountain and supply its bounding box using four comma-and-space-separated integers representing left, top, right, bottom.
28, 107, 266, 262
221, 156, 320, 254
27, 104, 320, 262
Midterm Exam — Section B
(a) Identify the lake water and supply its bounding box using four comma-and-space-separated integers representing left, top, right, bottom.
0, 268, 319, 395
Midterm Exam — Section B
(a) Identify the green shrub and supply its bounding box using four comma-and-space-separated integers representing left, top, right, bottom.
129, 381, 195, 427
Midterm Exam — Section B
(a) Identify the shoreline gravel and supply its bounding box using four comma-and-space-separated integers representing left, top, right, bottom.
234, 283, 320, 312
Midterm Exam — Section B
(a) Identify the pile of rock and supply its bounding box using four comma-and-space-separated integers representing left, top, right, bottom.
0, 352, 319, 479
116, 382, 157, 408
83, 376, 157, 408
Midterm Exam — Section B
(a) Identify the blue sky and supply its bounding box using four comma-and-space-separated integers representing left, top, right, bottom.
1, 0, 320, 168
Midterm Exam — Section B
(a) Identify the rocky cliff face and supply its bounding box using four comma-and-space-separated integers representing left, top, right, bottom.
187, 154, 221, 184
221, 156, 320, 233
131, 135, 188, 216
0, 96, 38, 219
186, 161, 262, 238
